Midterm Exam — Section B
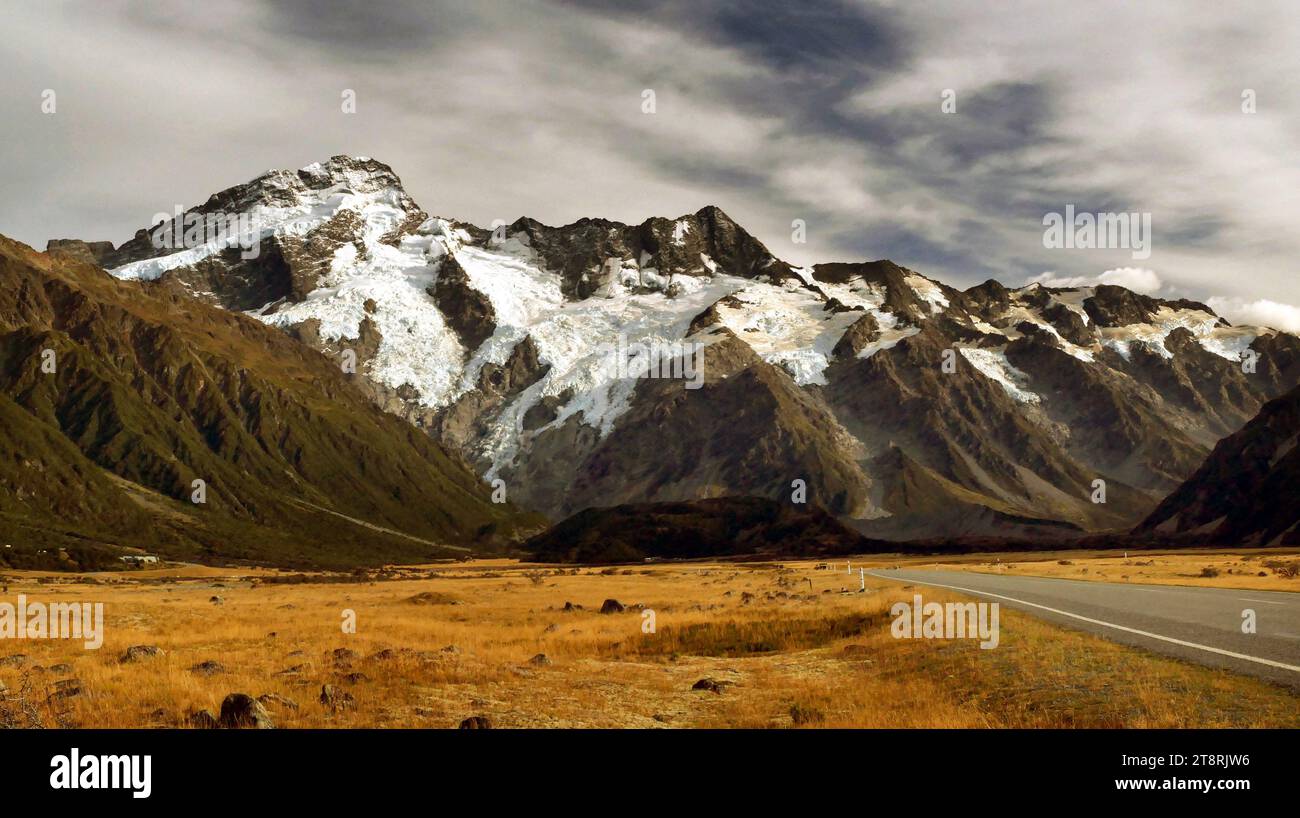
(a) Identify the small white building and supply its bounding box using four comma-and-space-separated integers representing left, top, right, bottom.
120, 555, 160, 565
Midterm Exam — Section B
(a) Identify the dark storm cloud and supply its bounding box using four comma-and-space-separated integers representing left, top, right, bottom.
560, 0, 908, 72
708, 0, 907, 75
561, 0, 914, 123
926, 82, 1058, 167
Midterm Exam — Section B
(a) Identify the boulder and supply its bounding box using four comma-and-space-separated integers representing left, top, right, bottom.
190, 660, 225, 676
120, 645, 164, 663
692, 678, 729, 694
218, 693, 273, 728
599, 599, 625, 614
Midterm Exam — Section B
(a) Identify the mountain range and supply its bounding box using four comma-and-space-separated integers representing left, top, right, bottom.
12, 154, 1300, 565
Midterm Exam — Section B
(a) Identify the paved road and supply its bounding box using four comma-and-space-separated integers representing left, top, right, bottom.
869, 568, 1300, 689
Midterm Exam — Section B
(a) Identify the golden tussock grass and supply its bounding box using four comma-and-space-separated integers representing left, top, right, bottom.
0, 556, 1295, 729
935, 549, 1300, 592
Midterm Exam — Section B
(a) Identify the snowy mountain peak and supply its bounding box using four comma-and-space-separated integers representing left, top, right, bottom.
82, 157, 1300, 538
230, 154, 418, 213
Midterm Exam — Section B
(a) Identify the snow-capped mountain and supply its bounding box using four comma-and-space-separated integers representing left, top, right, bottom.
74, 155, 1300, 540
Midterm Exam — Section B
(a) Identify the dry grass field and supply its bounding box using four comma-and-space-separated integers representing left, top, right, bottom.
930, 549, 1300, 592
1, 554, 1297, 729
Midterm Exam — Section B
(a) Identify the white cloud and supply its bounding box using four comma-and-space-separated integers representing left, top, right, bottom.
838, 2, 1300, 305
841, 53, 1012, 114
2, 0, 1299, 315
1206, 297, 1300, 334
1026, 267, 1163, 294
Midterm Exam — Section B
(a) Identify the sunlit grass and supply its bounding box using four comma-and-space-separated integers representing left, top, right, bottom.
1, 557, 1295, 728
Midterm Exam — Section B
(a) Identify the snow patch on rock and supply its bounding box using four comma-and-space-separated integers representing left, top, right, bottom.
905, 273, 949, 314
958, 347, 1041, 404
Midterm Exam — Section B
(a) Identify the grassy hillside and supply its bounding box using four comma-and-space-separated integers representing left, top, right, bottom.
0, 236, 541, 569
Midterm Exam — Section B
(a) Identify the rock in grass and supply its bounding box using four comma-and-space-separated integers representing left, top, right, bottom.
319, 684, 355, 710
257, 693, 299, 711
218, 693, 273, 729
405, 591, 460, 606
459, 715, 492, 729
190, 660, 225, 677
189, 709, 219, 729
692, 678, 729, 694
120, 645, 164, 663
48, 678, 83, 700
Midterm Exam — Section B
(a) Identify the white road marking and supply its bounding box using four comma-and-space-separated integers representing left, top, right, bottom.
870, 572, 1300, 675
1238, 598, 1284, 606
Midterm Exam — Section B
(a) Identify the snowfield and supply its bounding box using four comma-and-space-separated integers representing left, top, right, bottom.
958, 346, 1042, 404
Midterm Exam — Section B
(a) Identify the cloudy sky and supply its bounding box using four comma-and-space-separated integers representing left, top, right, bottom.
3, 0, 1299, 329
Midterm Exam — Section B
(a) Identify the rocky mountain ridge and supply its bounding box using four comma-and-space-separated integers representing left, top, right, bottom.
56, 156, 1300, 541
1136, 382, 1300, 546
